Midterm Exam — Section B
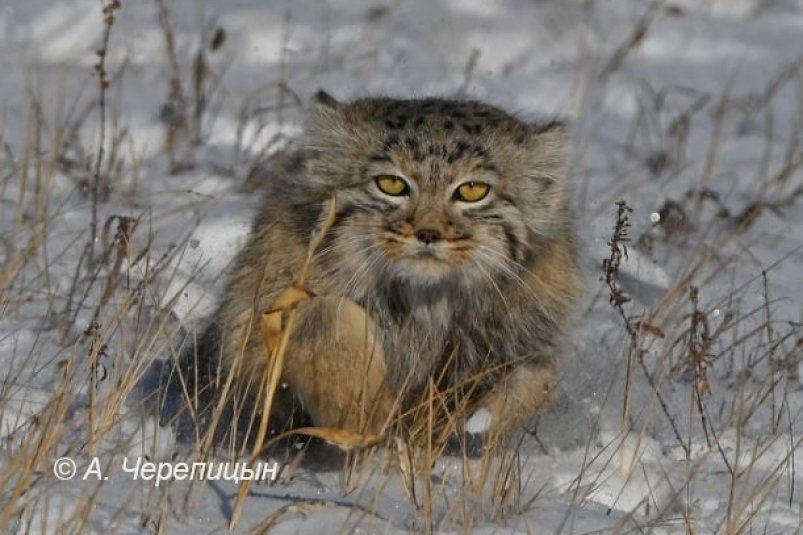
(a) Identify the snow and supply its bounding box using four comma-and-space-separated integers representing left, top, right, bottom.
1, 0, 802, 533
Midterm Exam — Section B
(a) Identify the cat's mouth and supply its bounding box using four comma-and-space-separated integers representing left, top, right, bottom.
398, 257, 450, 282
395, 244, 459, 280
412, 248, 440, 259
381, 235, 469, 281
407, 240, 452, 260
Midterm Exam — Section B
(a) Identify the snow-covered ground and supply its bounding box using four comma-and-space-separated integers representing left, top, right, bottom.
1, 0, 802, 533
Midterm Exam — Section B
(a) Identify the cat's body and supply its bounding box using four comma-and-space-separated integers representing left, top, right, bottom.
181, 93, 582, 450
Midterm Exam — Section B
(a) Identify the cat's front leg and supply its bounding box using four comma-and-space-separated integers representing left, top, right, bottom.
278, 294, 398, 435
463, 359, 558, 450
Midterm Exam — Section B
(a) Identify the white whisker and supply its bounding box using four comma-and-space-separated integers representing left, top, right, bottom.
470, 243, 558, 325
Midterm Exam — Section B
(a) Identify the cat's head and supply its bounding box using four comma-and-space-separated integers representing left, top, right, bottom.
304, 92, 571, 289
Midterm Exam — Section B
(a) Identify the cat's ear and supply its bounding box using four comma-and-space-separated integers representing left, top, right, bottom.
313, 90, 340, 110
310, 90, 344, 131
525, 120, 570, 181
305, 91, 349, 180
529, 120, 569, 152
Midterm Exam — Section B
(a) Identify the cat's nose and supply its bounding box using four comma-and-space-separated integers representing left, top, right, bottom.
416, 228, 442, 244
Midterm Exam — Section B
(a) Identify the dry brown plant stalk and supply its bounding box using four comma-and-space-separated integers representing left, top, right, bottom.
230, 196, 387, 528
89, 0, 121, 267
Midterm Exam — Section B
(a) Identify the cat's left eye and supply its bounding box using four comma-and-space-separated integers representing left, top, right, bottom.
453, 181, 491, 203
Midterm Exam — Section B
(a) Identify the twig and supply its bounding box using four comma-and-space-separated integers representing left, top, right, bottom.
602, 200, 689, 456
89, 0, 121, 268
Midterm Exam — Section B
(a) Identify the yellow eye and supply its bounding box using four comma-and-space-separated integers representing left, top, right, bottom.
375, 175, 410, 196
454, 181, 490, 203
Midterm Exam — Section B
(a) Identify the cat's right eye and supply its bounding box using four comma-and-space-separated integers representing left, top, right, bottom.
374, 175, 410, 196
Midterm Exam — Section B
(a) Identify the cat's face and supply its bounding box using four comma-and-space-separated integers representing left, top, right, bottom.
305, 95, 569, 290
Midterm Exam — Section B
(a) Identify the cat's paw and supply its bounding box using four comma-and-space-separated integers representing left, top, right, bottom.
443, 431, 485, 458
464, 407, 492, 434
443, 407, 493, 458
